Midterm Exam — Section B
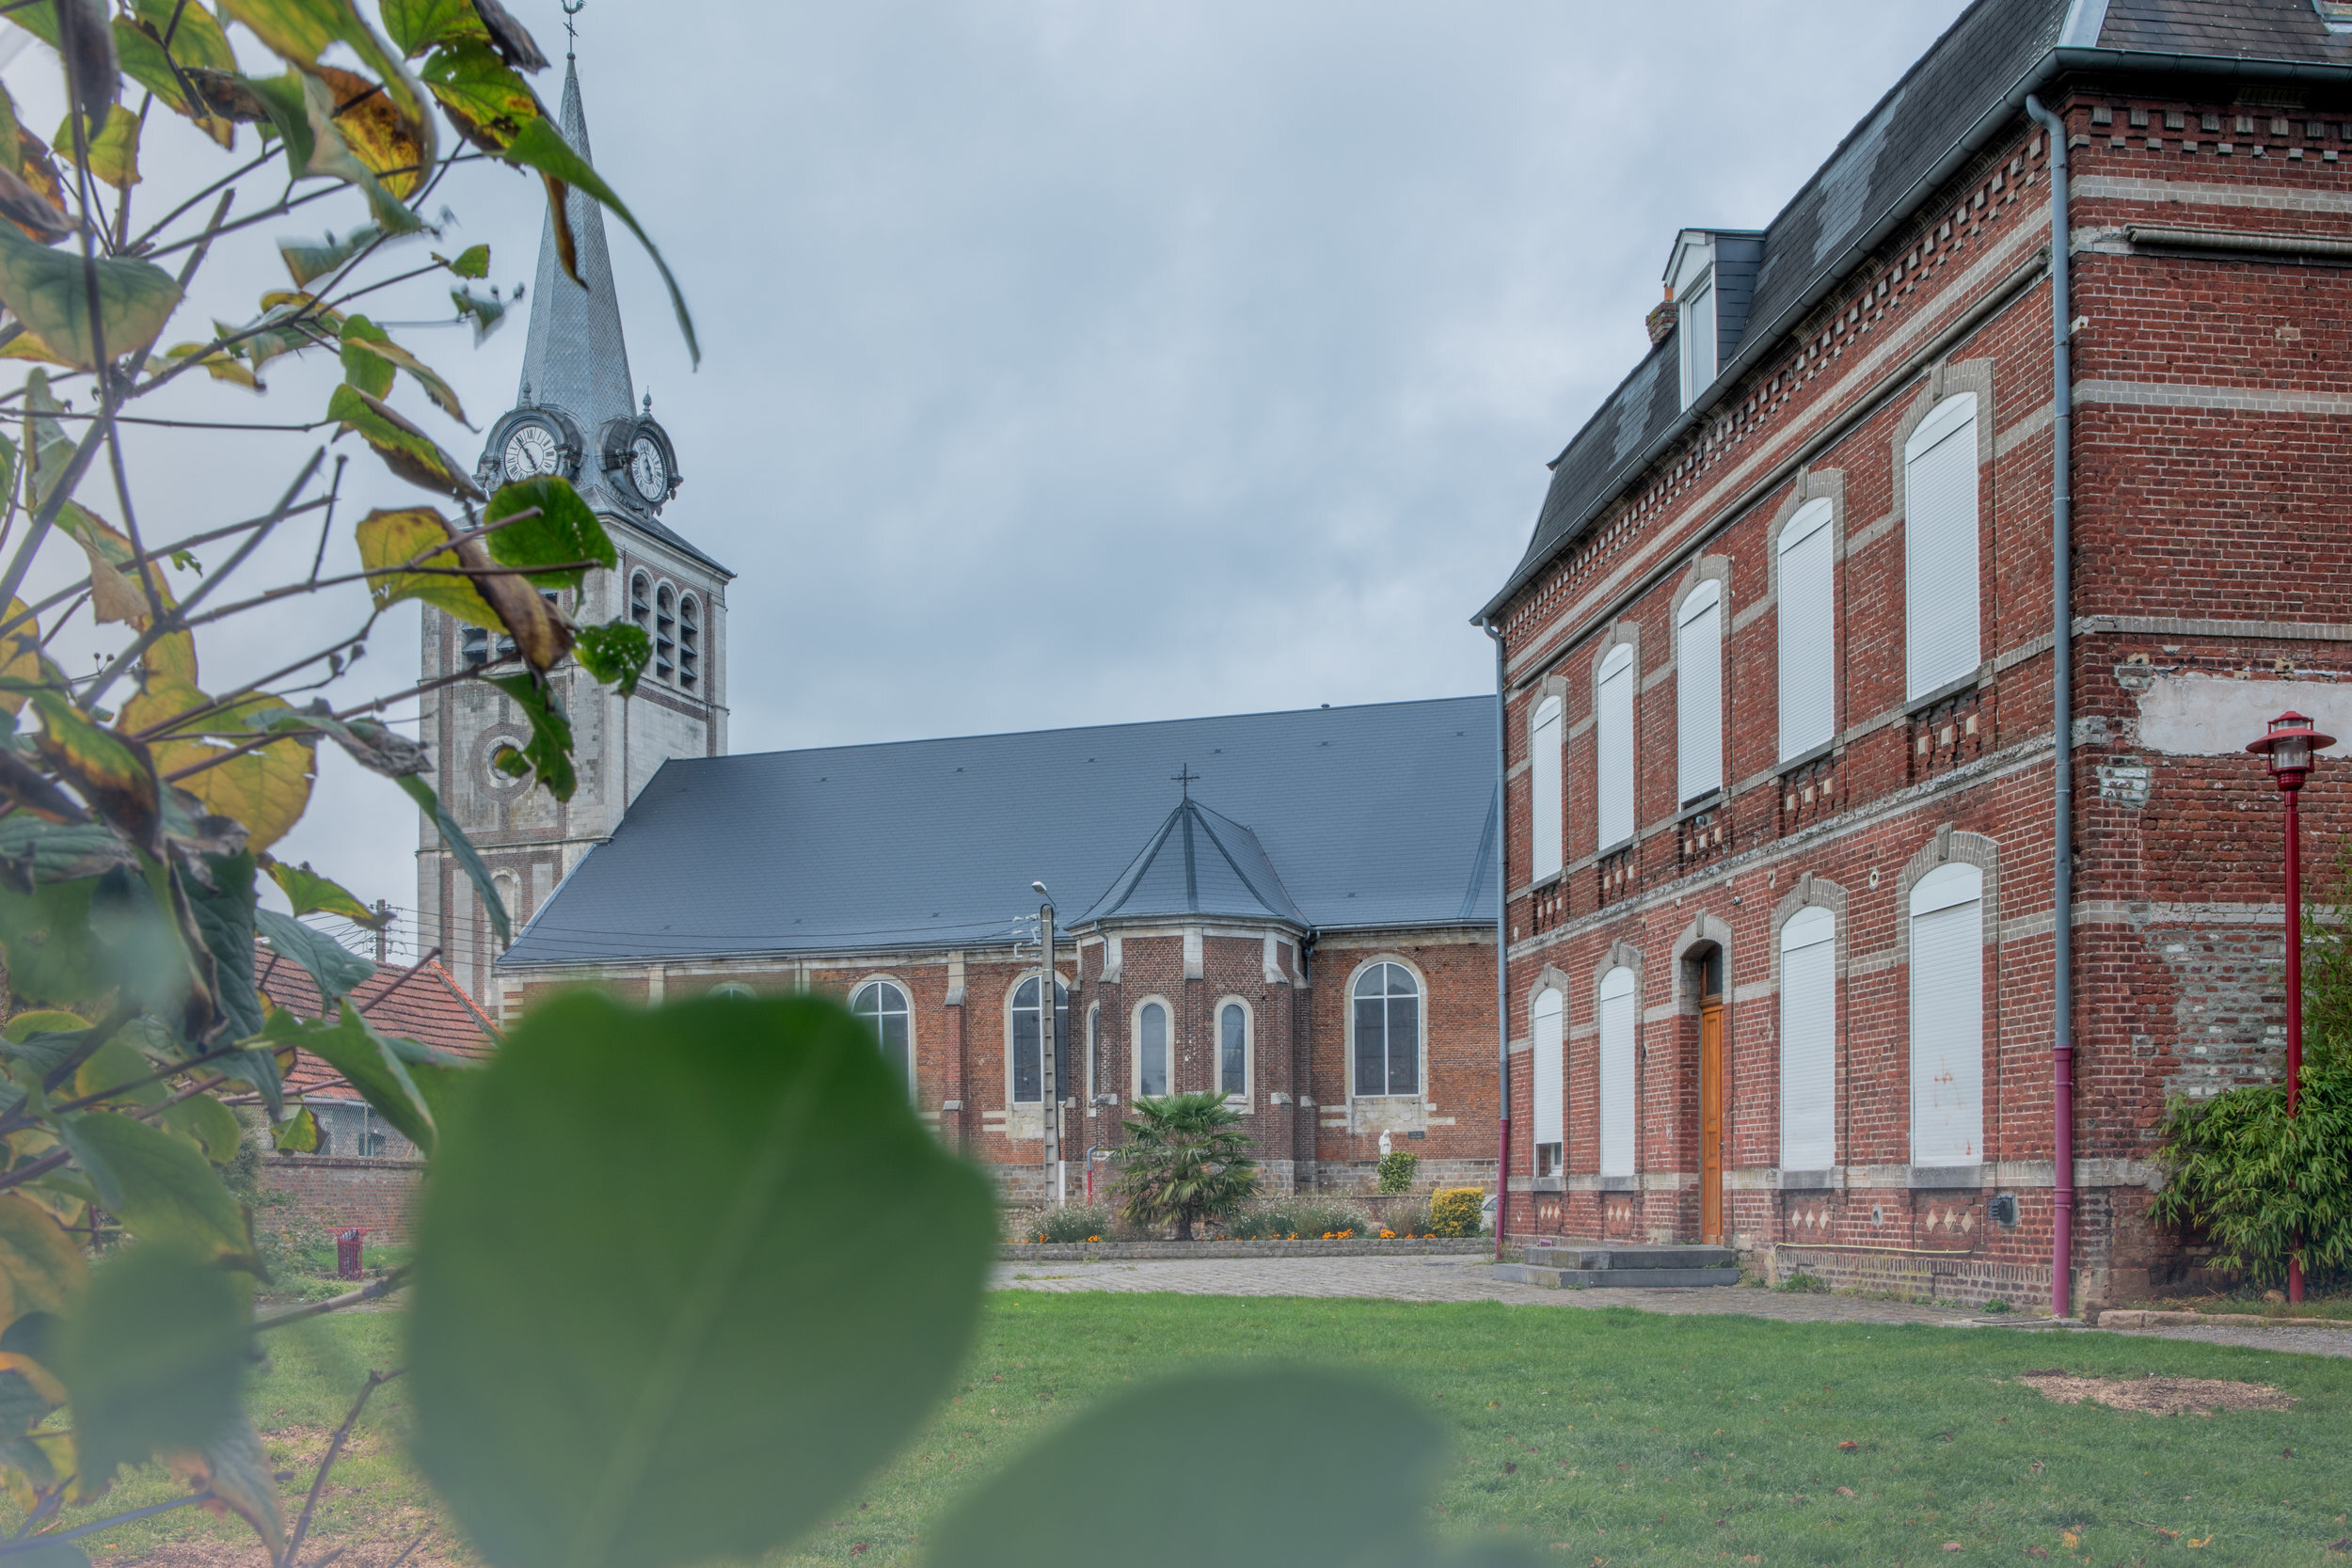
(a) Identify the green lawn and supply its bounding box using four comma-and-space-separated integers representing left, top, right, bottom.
53, 1295, 2352, 1567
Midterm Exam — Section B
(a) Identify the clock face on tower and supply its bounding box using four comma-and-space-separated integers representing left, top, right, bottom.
628, 436, 668, 502
502, 421, 562, 482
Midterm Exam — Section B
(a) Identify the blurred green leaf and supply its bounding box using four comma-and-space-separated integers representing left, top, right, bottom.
254, 908, 374, 1006
130, 0, 237, 71
501, 117, 696, 366
930, 1370, 1469, 1568
57, 1113, 254, 1267
573, 620, 649, 699
293, 1002, 434, 1153
179, 849, 264, 1046
174, 1413, 283, 1556
215, 0, 432, 162
336, 312, 395, 398
0, 223, 180, 372
50, 104, 137, 189
481, 673, 572, 801
0, 818, 133, 891
262, 859, 381, 927
410, 992, 994, 1568
71, 1036, 164, 1107
58, 1245, 244, 1484
437, 243, 489, 278
450, 283, 506, 344
160, 1095, 241, 1164
0, 1196, 86, 1328
394, 775, 506, 944
485, 475, 611, 586
381, 0, 485, 57
341, 317, 468, 424
328, 385, 480, 499
278, 223, 382, 289
270, 1105, 317, 1153
420, 39, 536, 153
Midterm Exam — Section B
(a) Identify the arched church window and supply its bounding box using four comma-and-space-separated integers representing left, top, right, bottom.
630, 573, 651, 633
1351, 961, 1422, 1097
1010, 975, 1069, 1103
678, 595, 700, 692
1218, 1001, 1248, 1098
1136, 1000, 1169, 1099
851, 980, 913, 1094
654, 585, 676, 684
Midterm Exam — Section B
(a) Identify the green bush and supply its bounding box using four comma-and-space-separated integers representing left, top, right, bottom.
1776, 1269, 1830, 1294
1008, 1204, 1115, 1243
1221, 1196, 1377, 1240
1427, 1187, 1486, 1238
1375, 1150, 1420, 1194
1381, 1197, 1434, 1237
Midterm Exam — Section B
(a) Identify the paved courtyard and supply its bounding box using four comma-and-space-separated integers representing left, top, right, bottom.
994, 1254, 2352, 1356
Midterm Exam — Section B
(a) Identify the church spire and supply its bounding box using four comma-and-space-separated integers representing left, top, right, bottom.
516, 59, 635, 455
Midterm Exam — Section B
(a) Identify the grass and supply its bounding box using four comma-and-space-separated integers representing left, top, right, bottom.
38, 1294, 2352, 1567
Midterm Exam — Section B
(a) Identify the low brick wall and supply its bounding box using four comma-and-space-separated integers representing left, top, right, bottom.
1001, 1238, 1489, 1262
1760, 1243, 2053, 1311
260, 1155, 425, 1241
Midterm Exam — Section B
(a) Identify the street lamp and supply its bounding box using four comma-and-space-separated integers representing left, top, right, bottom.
2246, 709, 2335, 1304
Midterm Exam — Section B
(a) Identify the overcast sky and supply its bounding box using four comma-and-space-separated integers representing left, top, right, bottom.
9, 0, 1971, 956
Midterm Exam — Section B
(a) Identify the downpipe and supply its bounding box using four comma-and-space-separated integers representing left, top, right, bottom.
2026, 94, 2076, 1321
1485, 620, 1511, 1261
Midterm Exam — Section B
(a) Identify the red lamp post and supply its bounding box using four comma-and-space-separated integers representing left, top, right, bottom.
2246, 709, 2335, 1304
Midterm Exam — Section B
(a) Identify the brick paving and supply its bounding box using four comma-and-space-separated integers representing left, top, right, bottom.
993, 1256, 2352, 1357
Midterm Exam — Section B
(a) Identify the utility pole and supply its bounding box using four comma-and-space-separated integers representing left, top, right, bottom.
373, 900, 391, 965
1034, 882, 1062, 1206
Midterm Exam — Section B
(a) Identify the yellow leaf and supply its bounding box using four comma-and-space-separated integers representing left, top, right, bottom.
354, 504, 497, 624
122, 673, 314, 853
52, 104, 139, 190
0, 598, 36, 715
0, 1196, 83, 1329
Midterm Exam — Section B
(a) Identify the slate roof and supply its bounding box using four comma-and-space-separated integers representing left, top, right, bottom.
1479, 0, 2352, 620
1077, 797, 1309, 928
499, 696, 1500, 968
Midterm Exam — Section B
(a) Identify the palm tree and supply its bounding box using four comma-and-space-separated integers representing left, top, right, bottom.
1112, 1090, 1262, 1240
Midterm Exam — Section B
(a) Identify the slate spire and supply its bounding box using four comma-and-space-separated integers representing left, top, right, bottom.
516, 59, 635, 446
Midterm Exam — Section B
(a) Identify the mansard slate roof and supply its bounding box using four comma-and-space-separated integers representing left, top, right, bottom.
498, 696, 1500, 968
1479, 0, 2352, 620
1077, 797, 1309, 928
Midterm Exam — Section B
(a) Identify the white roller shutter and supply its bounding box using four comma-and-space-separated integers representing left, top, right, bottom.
1904, 395, 1981, 702
1909, 863, 1984, 1165
1597, 967, 1636, 1178
1532, 697, 1563, 881
1532, 989, 1564, 1151
1778, 906, 1836, 1172
1597, 646, 1634, 849
1677, 584, 1723, 805
1776, 498, 1836, 762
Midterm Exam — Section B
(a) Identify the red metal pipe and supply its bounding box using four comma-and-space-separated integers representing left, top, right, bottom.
2286, 779, 2306, 1303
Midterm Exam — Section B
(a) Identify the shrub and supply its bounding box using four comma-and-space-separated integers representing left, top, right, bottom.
1008, 1204, 1115, 1244
1221, 1196, 1376, 1240
1375, 1150, 1420, 1195
1776, 1269, 1829, 1294
1113, 1092, 1263, 1240
1427, 1187, 1486, 1238
1382, 1197, 1434, 1238
1982, 1298, 2011, 1314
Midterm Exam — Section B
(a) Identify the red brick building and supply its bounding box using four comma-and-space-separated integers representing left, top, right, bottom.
1478, 0, 2352, 1310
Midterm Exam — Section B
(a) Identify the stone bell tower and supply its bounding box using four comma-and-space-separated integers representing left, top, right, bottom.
415, 56, 732, 1005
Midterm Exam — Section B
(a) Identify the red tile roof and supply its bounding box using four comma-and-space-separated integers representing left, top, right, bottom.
255, 942, 497, 1099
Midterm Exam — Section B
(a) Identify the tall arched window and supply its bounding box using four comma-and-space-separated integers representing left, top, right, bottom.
678, 595, 701, 692
1904, 393, 1981, 702
1136, 1000, 1169, 1098
1532, 987, 1564, 1176
1777, 497, 1836, 762
1596, 644, 1635, 850
1218, 1002, 1248, 1097
1778, 907, 1836, 1171
1531, 694, 1564, 881
1909, 862, 1984, 1165
1086, 1003, 1101, 1101
1677, 582, 1723, 805
654, 584, 676, 684
1597, 965, 1636, 1178
1010, 976, 1070, 1103
1351, 962, 1422, 1098
851, 980, 912, 1094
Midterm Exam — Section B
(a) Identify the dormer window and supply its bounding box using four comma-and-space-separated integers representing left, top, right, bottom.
1669, 230, 1717, 409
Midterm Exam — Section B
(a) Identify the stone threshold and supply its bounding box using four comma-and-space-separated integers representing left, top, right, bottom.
1001, 1239, 1491, 1262
2095, 1307, 2352, 1331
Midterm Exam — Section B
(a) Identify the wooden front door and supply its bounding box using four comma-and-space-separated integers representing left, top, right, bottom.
1699, 1002, 1724, 1243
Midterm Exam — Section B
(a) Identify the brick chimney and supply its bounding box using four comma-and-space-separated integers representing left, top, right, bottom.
1645, 284, 1676, 348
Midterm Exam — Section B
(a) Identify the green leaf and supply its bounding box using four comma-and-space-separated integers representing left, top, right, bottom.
51, 103, 138, 189
340, 314, 468, 423
0, 222, 181, 372
419, 39, 536, 152
337, 311, 394, 398
278, 223, 383, 289
501, 116, 697, 367
930, 1371, 1472, 1568
0, 817, 134, 891
270, 1104, 317, 1153
57, 1113, 254, 1268
160, 1094, 241, 1164
380, 0, 484, 57
179, 1413, 284, 1556
57, 1245, 245, 1484
254, 908, 374, 1006
294, 1002, 433, 1153
394, 774, 506, 944
71, 1036, 165, 1107
0, 1196, 86, 1329
328, 384, 480, 499
573, 620, 649, 699
179, 849, 264, 1045
409, 992, 994, 1568
450, 283, 506, 343
485, 475, 612, 586
214, 0, 433, 164
437, 242, 489, 278
262, 859, 380, 926
482, 673, 573, 801
130, 0, 237, 71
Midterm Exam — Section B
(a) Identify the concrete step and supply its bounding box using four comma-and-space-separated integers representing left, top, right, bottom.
1512, 1242, 1739, 1272
1497, 1261, 1744, 1290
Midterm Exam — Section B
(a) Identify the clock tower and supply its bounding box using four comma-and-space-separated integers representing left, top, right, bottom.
416, 57, 732, 1007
